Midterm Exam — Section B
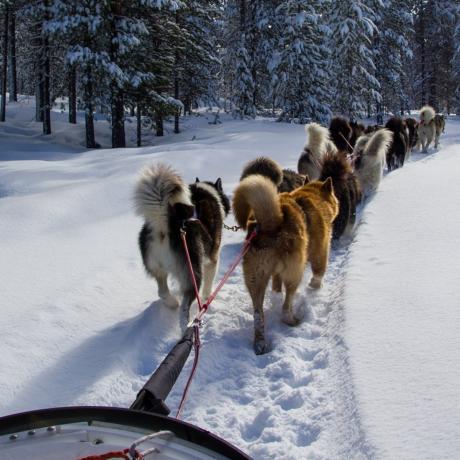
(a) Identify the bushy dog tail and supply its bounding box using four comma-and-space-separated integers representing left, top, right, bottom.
233, 175, 282, 232
420, 105, 435, 124
353, 134, 371, 157
305, 122, 334, 158
134, 163, 192, 220
240, 156, 283, 186
364, 128, 393, 160
320, 153, 352, 182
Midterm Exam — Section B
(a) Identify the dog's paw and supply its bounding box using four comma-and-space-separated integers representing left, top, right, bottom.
309, 277, 322, 289
254, 339, 269, 355
162, 295, 179, 309
281, 311, 301, 327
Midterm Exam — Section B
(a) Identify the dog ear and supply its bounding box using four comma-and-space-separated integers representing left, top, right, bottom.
303, 174, 310, 185
215, 178, 223, 192
322, 177, 334, 194
195, 177, 200, 183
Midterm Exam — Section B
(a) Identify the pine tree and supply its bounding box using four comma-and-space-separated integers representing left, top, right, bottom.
270, 0, 331, 123
328, 0, 381, 119
373, 0, 414, 116
454, 3, 460, 113
177, 1, 221, 115
8, 0, 17, 102
224, 0, 256, 118
0, 1, 8, 122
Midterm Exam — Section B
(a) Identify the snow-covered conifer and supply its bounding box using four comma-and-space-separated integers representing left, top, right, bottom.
328, 0, 381, 119
270, 0, 331, 123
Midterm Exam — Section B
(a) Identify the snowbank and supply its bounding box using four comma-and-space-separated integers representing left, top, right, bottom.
344, 138, 460, 460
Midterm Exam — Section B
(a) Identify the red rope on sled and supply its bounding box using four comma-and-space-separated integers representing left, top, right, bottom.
76, 447, 142, 460
175, 323, 201, 419
180, 228, 204, 311
176, 227, 258, 418
198, 229, 258, 319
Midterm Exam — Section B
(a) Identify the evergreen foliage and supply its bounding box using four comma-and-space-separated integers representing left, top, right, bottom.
0, 0, 459, 143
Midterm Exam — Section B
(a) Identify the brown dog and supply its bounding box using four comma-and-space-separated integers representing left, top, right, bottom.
319, 153, 362, 239
233, 175, 308, 354
290, 179, 339, 288
240, 156, 306, 193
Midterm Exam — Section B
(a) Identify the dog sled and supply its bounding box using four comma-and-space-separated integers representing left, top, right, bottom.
0, 327, 251, 460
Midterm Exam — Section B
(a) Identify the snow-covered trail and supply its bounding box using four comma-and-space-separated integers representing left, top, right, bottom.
1, 110, 457, 459
170, 239, 376, 460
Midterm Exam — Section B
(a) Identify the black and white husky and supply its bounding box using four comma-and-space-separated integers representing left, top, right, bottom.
135, 164, 229, 330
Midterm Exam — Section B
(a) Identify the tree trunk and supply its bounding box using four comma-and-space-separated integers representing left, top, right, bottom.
34, 20, 44, 122
35, 69, 44, 122
419, 1, 426, 107
155, 113, 164, 136
8, 6, 17, 103
240, 0, 246, 32
84, 66, 96, 149
0, 7, 8, 122
42, 32, 51, 135
136, 102, 142, 147
174, 79, 180, 134
429, 72, 438, 112
249, 3, 257, 107
109, 0, 126, 148
174, 10, 180, 134
68, 65, 77, 124
111, 89, 126, 148
184, 96, 191, 115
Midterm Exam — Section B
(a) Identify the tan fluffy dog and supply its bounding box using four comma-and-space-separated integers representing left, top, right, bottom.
290, 179, 339, 289
417, 109, 446, 151
233, 175, 308, 354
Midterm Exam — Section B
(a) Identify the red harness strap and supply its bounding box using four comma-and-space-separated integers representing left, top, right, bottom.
76, 448, 141, 460
180, 228, 204, 311
176, 227, 257, 418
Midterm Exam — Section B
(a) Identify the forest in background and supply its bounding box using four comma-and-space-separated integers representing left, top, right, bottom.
0, 0, 459, 148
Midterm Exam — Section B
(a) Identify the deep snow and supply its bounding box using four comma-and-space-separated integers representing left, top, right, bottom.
0, 100, 459, 459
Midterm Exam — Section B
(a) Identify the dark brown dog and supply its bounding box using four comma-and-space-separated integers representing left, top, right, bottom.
319, 153, 362, 240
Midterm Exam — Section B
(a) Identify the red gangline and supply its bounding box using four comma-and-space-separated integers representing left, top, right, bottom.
198, 229, 258, 321
180, 229, 203, 311
175, 324, 201, 419
175, 227, 258, 418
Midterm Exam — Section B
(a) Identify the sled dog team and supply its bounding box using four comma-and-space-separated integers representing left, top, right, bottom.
134, 106, 445, 355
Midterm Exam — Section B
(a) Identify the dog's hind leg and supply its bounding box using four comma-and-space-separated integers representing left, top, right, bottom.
309, 240, 329, 289
434, 130, 440, 149
245, 271, 270, 355
179, 284, 200, 332
281, 276, 302, 326
202, 258, 218, 301
155, 272, 179, 309
178, 265, 202, 332
272, 274, 282, 293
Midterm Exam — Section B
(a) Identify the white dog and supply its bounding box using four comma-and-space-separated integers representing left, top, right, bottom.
353, 129, 393, 198
417, 106, 436, 153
